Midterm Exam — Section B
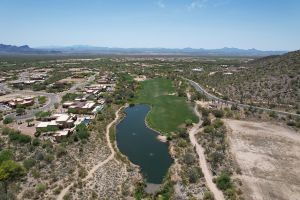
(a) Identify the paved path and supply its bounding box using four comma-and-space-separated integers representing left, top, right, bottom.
56, 106, 123, 200
189, 105, 225, 200
187, 78, 300, 117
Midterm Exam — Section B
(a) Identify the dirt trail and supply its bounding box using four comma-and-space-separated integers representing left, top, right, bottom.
189, 105, 225, 200
56, 106, 124, 200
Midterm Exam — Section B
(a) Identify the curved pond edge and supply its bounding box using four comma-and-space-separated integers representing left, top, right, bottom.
114, 103, 174, 193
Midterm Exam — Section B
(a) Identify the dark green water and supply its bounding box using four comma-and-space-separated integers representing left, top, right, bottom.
116, 104, 173, 184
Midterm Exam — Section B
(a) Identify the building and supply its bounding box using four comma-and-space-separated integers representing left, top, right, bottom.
36, 114, 76, 132
7, 96, 35, 108
54, 130, 71, 142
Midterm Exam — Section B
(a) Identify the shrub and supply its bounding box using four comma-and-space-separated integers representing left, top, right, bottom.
202, 117, 211, 126
32, 138, 40, 146
75, 124, 90, 140
35, 111, 51, 119
0, 149, 14, 164
203, 191, 214, 200
216, 172, 232, 190
269, 111, 277, 118
213, 110, 224, 118
44, 154, 54, 163
56, 146, 67, 158
38, 96, 47, 104
62, 93, 81, 103
213, 119, 224, 129
3, 117, 13, 124
0, 160, 25, 182
201, 108, 210, 117
204, 126, 214, 133
183, 153, 195, 165
188, 167, 203, 183
16, 108, 25, 115
185, 119, 193, 127
36, 183, 47, 193
8, 132, 31, 143
23, 159, 36, 170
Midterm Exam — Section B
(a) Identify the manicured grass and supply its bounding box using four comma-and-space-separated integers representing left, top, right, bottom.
134, 78, 197, 136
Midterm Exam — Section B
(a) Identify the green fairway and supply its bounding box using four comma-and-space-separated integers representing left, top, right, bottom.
134, 78, 197, 136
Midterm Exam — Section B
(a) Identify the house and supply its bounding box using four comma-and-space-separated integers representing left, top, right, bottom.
62, 101, 75, 108
68, 101, 96, 114
7, 96, 34, 108
36, 114, 76, 132
52, 114, 76, 128
54, 130, 71, 142
36, 121, 58, 132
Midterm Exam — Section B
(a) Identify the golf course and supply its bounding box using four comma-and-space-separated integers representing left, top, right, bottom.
134, 78, 197, 136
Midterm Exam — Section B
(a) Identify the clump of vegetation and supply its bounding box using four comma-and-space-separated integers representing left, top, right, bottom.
216, 172, 232, 190
35, 111, 51, 119
75, 124, 90, 140
3, 128, 32, 144
3, 117, 13, 124
38, 96, 47, 104
62, 93, 82, 103
36, 183, 47, 193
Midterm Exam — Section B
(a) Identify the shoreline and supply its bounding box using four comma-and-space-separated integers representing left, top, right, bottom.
143, 104, 168, 142
115, 103, 171, 194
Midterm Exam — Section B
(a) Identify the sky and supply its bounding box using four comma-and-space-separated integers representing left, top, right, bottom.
0, 0, 299, 50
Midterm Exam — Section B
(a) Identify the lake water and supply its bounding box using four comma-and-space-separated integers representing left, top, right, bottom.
116, 104, 173, 184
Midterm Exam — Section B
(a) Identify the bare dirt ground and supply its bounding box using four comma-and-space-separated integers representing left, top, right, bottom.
225, 119, 300, 200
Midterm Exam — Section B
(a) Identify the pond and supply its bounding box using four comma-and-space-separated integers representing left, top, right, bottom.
116, 104, 173, 184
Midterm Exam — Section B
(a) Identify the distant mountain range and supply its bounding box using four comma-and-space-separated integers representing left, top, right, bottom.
0, 44, 288, 56
0, 44, 60, 54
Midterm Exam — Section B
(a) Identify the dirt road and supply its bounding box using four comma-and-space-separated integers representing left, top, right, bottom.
189, 105, 225, 200
225, 119, 300, 200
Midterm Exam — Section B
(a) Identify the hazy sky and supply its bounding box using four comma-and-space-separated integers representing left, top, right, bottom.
1, 0, 299, 50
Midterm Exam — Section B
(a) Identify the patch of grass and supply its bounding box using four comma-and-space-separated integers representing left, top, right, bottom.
134, 78, 197, 136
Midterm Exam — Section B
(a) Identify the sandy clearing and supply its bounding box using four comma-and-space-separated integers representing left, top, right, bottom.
225, 119, 300, 200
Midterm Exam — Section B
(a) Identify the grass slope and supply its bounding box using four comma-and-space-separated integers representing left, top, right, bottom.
134, 78, 197, 136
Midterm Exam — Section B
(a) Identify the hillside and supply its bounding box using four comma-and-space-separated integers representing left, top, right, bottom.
192, 50, 300, 112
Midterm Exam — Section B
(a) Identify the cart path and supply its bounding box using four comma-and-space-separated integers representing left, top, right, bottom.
189, 104, 225, 200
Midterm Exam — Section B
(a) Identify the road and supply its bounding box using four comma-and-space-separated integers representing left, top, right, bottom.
187, 78, 300, 117
4, 75, 96, 121
189, 105, 225, 200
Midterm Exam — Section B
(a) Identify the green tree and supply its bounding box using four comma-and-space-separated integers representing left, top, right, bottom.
38, 96, 47, 104
26, 118, 34, 127
75, 124, 90, 140
0, 160, 25, 193
216, 172, 232, 191
16, 107, 26, 115
3, 117, 13, 124
0, 150, 13, 165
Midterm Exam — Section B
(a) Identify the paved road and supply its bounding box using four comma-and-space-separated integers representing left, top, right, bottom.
187, 78, 300, 117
